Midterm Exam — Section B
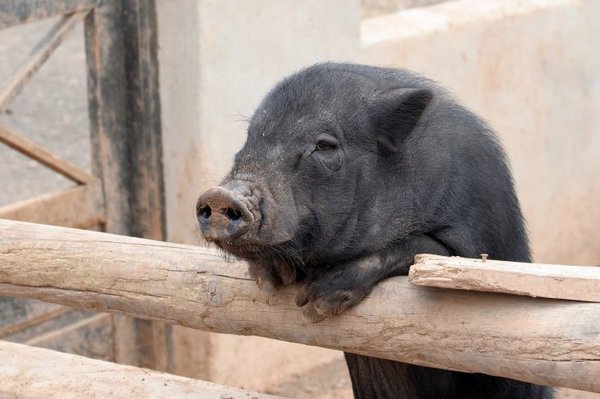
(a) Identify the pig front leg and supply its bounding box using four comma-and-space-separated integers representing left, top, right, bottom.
296, 235, 450, 322
248, 259, 297, 293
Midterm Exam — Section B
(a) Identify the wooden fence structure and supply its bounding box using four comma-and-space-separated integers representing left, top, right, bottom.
0, 0, 170, 371
1, 218, 599, 397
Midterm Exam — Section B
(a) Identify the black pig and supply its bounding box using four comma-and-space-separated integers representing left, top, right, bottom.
196, 63, 552, 399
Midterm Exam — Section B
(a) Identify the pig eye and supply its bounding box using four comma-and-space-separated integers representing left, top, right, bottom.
315, 141, 335, 151
314, 136, 338, 152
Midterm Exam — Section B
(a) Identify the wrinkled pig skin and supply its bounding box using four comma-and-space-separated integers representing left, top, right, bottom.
196, 63, 552, 399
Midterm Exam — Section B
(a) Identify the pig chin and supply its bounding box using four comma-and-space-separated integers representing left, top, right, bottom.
216, 240, 282, 261
212, 219, 300, 258
200, 211, 301, 263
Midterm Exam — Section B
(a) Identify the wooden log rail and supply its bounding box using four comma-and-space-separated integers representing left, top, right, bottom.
1, 219, 599, 392
0, 340, 280, 398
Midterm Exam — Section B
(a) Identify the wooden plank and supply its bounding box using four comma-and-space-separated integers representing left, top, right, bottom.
0, 305, 72, 339
121, 0, 170, 372
0, 340, 281, 399
0, 297, 62, 329
4, 309, 97, 343
0, 183, 104, 229
0, 13, 84, 112
84, 1, 130, 235
121, 0, 166, 241
1, 219, 600, 393
0, 125, 92, 184
0, 0, 99, 30
84, 0, 165, 237
25, 313, 114, 361
84, 2, 140, 367
409, 254, 600, 302
84, 0, 168, 369
109, 316, 172, 371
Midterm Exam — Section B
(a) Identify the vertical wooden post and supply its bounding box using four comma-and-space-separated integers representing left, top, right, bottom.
121, 0, 166, 242
84, 0, 169, 370
85, 0, 130, 235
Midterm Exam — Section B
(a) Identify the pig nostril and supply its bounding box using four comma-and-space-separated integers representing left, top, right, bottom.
224, 207, 242, 221
198, 205, 212, 219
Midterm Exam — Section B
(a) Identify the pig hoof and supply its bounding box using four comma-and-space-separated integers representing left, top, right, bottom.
248, 262, 281, 292
275, 263, 296, 286
298, 287, 366, 322
256, 277, 275, 293
301, 304, 328, 323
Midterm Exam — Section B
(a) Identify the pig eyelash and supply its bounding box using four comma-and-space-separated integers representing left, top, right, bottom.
312, 132, 340, 153
315, 140, 337, 152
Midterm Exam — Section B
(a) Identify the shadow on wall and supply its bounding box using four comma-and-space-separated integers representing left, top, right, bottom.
362, 0, 451, 17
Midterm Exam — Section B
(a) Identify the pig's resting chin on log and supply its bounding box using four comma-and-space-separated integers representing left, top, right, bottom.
196, 63, 553, 399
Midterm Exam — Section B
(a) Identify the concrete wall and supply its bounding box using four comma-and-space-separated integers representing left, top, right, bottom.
157, 0, 599, 395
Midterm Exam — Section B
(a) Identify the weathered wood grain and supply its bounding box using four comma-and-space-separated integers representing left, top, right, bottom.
409, 254, 600, 302
0, 305, 72, 339
0, 0, 99, 30
0, 125, 92, 184
0, 340, 280, 399
0, 13, 84, 113
0, 183, 104, 229
1, 219, 599, 392
84, 0, 168, 368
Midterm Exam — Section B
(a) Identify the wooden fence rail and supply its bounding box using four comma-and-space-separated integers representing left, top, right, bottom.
0, 340, 279, 398
1, 219, 599, 392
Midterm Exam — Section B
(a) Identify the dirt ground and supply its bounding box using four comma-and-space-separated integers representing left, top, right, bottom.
1, 10, 598, 399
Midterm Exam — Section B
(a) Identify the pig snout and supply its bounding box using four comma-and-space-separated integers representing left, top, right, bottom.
196, 186, 255, 242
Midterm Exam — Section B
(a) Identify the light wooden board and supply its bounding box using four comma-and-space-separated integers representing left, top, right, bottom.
0, 124, 92, 184
410, 254, 600, 302
0, 183, 104, 229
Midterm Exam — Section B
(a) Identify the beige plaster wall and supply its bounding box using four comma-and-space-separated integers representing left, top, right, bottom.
157, 0, 599, 394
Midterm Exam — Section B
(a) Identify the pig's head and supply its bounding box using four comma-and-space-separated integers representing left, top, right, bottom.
197, 63, 442, 286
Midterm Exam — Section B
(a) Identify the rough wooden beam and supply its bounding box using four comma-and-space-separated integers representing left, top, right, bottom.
85, 0, 130, 235
0, 340, 280, 399
121, 0, 166, 241
0, 0, 99, 30
1, 219, 599, 392
84, 0, 168, 368
0, 125, 92, 184
0, 305, 72, 339
409, 254, 600, 302
0, 13, 84, 113
0, 184, 104, 229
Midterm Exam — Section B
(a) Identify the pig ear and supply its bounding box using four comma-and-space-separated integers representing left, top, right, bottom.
368, 88, 433, 153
